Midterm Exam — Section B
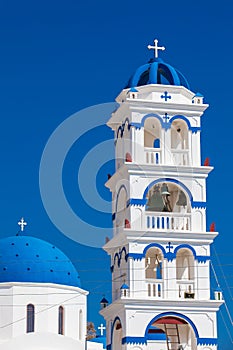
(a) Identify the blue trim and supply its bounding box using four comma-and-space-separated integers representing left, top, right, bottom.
145, 312, 199, 339
142, 178, 193, 202
141, 113, 164, 127
129, 113, 200, 133
149, 62, 159, 84
116, 118, 131, 139
122, 337, 146, 345
128, 243, 210, 263
106, 345, 111, 350
197, 338, 217, 346
111, 316, 122, 346
112, 213, 116, 221
192, 201, 206, 208
143, 243, 167, 257
131, 63, 150, 87
129, 198, 147, 206
174, 244, 197, 259
111, 247, 128, 272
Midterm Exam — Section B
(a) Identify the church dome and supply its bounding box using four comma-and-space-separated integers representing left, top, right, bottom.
0, 236, 81, 287
126, 58, 190, 89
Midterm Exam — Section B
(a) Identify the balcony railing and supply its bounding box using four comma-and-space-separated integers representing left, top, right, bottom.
146, 280, 163, 298
177, 279, 195, 299
144, 147, 161, 165
171, 149, 189, 166
145, 212, 191, 231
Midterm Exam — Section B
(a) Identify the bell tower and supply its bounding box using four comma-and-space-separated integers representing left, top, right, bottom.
100, 40, 223, 350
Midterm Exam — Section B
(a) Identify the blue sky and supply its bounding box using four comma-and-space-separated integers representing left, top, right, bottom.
0, 0, 232, 348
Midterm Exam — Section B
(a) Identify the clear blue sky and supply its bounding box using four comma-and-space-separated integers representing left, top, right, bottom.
0, 0, 232, 348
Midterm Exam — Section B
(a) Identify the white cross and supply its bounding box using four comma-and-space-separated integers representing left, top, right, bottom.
18, 217, 27, 231
148, 39, 165, 58
98, 323, 106, 336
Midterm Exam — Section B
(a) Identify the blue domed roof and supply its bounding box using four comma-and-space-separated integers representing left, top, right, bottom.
126, 58, 190, 89
0, 236, 81, 287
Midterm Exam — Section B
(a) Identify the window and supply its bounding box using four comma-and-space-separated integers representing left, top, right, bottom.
58, 306, 64, 335
26, 304, 35, 333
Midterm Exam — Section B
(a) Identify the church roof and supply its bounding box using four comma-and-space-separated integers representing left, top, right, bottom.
126, 57, 190, 89
0, 236, 81, 287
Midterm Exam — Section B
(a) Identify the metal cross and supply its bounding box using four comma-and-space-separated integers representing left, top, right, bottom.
166, 242, 173, 253
148, 39, 165, 58
18, 217, 27, 231
98, 323, 106, 336
163, 113, 170, 122
161, 91, 171, 101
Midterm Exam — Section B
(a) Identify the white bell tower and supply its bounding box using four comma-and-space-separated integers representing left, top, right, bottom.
100, 40, 223, 350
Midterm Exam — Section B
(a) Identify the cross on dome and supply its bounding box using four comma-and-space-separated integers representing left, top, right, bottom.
98, 323, 106, 336
18, 217, 27, 231
148, 39, 165, 58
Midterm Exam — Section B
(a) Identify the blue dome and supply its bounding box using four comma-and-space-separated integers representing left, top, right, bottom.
126, 58, 190, 89
0, 236, 81, 287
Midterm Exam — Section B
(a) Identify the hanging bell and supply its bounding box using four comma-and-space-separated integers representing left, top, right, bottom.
146, 185, 164, 211
161, 183, 170, 196
176, 190, 187, 206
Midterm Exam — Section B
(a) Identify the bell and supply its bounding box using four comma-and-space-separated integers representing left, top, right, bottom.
147, 185, 164, 211
161, 183, 170, 196
176, 190, 187, 206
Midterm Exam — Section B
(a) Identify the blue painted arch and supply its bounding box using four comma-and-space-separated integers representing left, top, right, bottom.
145, 311, 199, 339
143, 243, 166, 257
170, 115, 191, 129
174, 244, 197, 258
141, 113, 164, 128
143, 178, 193, 203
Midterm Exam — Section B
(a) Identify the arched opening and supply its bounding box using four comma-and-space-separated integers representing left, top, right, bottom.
144, 117, 162, 164
171, 119, 189, 165
116, 187, 128, 228
146, 315, 197, 350
145, 247, 163, 297
112, 319, 123, 350
26, 303, 35, 333
146, 182, 190, 213
176, 249, 195, 299
58, 306, 64, 335
145, 182, 191, 231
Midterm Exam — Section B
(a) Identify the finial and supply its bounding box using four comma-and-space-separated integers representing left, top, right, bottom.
148, 39, 165, 58
18, 217, 27, 232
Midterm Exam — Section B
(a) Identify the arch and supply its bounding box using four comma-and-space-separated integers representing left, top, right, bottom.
111, 317, 123, 350
141, 113, 163, 127
58, 305, 64, 335
143, 178, 193, 202
176, 248, 195, 281
115, 185, 128, 227
144, 117, 162, 149
145, 312, 199, 340
169, 115, 191, 129
26, 303, 35, 333
174, 244, 197, 259
145, 246, 164, 280
143, 243, 166, 257
171, 118, 189, 155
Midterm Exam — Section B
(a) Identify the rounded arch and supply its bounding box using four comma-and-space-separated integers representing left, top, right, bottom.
144, 116, 162, 149
111, 316, 123, 350
143, 243, 166, 257
174, 244, 197, 259
141, 113, 163, 127
145, 245, 164, 281
169, 115, 191, 129
115, 185, 128, 227
176, 247, 195, 281
145, 312, 199, 339
143, 178, 193, 202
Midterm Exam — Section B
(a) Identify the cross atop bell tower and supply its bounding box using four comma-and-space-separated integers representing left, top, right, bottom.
148, 38, 165, 58
101, 41, 223, 350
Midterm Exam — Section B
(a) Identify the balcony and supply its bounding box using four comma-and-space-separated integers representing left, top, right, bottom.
145, 212, 191, 231
177, 280, 195, 299
171, 149, 189, 166
146, 279, 163, 298
144, 147, 161, 165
